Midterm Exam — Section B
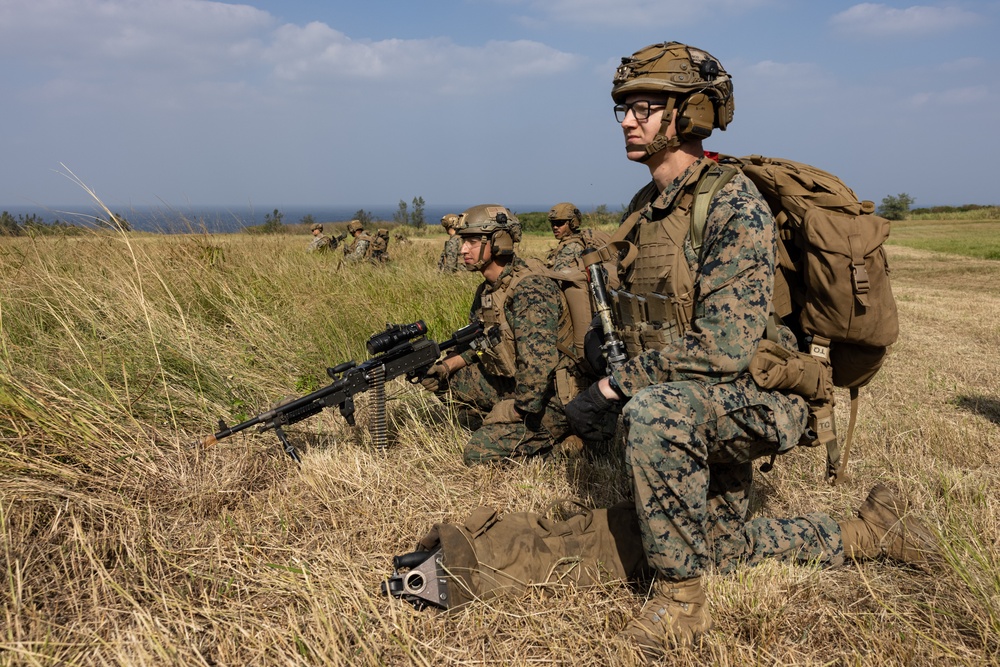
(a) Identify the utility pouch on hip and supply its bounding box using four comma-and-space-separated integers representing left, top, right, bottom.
749, 339, 833, 403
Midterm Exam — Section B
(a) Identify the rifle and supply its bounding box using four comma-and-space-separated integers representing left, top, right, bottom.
201, 320, 484, 462
583, 248, 628, 372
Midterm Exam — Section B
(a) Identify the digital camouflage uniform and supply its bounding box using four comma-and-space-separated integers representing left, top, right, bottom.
611, 157, 844, 581
438, 234, 462, 272
344, 232, 374, 263
545, 233, 587, 272
307, 234, 332, 253
439, 255, 574, 465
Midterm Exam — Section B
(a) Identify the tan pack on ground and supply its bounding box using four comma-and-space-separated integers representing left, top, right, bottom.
383, 501, 649, 610
693, 155, 899, 484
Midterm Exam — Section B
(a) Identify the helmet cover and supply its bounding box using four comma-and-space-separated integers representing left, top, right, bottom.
548, 202, 582, 231
612, 41, 734, 133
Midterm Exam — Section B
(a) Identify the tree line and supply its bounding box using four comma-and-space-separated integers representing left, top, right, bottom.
0, 211, 131, 236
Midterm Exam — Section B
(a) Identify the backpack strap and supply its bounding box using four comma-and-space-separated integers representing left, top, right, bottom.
581, 209, 642, 270
830, 386, 860, 485
690, 163, 738, 260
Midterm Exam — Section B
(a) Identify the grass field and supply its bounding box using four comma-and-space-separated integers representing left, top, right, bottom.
1, 226, 998, 666
888, 219, 1000, 260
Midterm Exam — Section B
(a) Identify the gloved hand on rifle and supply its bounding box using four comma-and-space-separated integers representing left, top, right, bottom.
420, 363, 451, 392
564, 377, 623, 442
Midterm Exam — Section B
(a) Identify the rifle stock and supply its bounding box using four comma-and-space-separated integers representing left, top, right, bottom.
202, 320, 483, 462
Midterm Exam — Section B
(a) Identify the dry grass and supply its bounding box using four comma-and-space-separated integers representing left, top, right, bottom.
1, 228, 998, 666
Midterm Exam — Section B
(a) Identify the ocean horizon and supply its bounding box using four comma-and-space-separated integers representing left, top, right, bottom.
1, 203, 589, 234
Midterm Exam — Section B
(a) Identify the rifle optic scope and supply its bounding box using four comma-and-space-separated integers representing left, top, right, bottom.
366, 320, 428, 355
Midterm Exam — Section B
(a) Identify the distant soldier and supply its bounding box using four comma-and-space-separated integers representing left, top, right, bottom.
420, 204, 587, 464
343, 220, 375, 263
306, 222, 333, 253
437, 213, 462, 272
544, 202, 587, 272
370, 228, 391, 263
393, 231, 411, 246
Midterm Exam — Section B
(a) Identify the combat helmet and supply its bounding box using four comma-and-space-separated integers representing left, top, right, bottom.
440, 213, 460, 231
311, 222, 323, 232
612, 41, 734, 157
548, 202, 582, 231
456, 204, 521, 268
347, 219, 364, 234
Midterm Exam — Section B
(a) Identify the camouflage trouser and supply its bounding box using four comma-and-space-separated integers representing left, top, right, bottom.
623, 375, 845, 581
439, 364, 569, 466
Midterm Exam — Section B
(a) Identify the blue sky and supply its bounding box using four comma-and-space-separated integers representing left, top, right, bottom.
1, 0, 997, 213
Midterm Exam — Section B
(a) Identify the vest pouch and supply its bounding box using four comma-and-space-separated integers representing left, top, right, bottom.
639, 322, 682, 351
749, 339, 833, 403
619, 327, 643, 358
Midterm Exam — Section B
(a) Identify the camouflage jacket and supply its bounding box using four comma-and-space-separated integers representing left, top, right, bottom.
438, 235, 462, 272
344, 233, 374, 263
611, 157, 792, 397
545, 233, 587, 272
307, 234, 331, 253
460, 256, 567, 415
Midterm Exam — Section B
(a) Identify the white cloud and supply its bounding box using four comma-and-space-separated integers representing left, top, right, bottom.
0, 0, 273, 67
1, 0, 579, 105
907, 85, 994, 108
263, 23, 577, 92
507, 0, 777, 28
830, 3, 979, 37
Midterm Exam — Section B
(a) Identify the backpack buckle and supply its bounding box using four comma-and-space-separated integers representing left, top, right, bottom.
852, 262, 871, 295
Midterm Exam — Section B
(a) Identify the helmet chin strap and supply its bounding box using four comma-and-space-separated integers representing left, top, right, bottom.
465, 235, 494, 272
637, 98, 680, 162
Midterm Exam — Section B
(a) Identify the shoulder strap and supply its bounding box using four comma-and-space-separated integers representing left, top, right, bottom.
690, 163, 738, 259
580, 212, 641, 270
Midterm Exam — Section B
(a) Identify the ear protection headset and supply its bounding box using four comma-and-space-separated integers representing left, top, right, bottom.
489, 212, 515, 258
674, 58, 732, 143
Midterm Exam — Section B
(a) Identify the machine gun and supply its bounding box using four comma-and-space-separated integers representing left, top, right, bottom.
201, 320, 483, 462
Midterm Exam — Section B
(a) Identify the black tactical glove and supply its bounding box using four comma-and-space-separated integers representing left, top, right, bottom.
564, 380, 622, 442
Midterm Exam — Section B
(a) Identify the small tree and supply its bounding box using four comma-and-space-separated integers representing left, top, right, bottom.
393, 200, 409, 225
411, 196, 426, 229
300, 214, 317, 228
262, 208, 284, 233
0, 211, 21, 236
96, 212, 131, 232
878, 193, 914, 221
353, 209, 374, 227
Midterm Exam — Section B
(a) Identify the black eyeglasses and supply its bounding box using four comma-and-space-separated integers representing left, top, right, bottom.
614, 101, 666, 123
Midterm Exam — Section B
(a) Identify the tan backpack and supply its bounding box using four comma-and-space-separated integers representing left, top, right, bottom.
693, 155, 899, 484
382, 501, 649, 610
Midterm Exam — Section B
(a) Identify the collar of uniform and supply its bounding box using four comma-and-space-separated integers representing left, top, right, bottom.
486, 255, 524, 290
647, 157, 712, 218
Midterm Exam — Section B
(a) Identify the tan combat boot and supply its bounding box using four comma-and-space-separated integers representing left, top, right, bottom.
620, 577, 712, 658
839, 483, 939, 566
